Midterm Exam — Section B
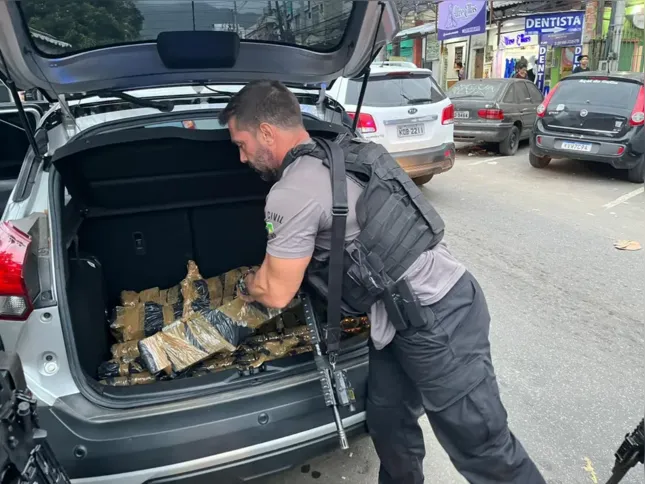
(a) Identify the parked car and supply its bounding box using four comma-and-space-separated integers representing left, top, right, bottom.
448, 78, 543, 156
529, 71, 645, 183
0, 0, 400, 482
327, 65, 455, 185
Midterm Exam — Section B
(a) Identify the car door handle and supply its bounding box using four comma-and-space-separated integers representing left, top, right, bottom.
522, 107, 535, 112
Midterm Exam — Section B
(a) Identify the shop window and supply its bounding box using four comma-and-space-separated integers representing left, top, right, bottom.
454, 46, 464, 65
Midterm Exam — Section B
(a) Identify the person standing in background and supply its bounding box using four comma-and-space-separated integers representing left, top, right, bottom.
455, 61, 465, 81
573, 55, 590, 73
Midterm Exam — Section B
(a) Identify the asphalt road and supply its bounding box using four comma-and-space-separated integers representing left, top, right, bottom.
261, 142, 645, 484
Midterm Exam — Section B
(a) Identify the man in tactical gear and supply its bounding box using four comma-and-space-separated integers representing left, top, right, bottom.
220, 80, 546, 484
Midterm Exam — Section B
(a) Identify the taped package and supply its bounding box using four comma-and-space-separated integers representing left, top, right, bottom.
97, 358, 145, 380
110, 291, 182, 342
138, 314, 237, 375
100, 372, 157, 387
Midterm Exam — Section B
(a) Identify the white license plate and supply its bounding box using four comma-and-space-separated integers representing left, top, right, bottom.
454, 111, 470, 119
561, 141, 592, 152
397, 123, 425, 138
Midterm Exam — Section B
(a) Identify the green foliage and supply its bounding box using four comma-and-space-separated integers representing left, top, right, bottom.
21, 0, 144, 50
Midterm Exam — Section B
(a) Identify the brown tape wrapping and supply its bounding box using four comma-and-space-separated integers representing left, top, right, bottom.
121, 290, 139, 306
165, 285, 181, 305
222, 268, 243, 299
216, 298, 285, 330
138, 333, 173, 375
111, 340, 140, 360
100, 371, 156, 387
181, 260, 206, 317
206, 277, 223, 308
159, 332, 209, 374
139, 287, 162, 304
200, 354, 237, 373
185, 313, 237, 354
111, 305, 145, 342
162, 305, 176, 325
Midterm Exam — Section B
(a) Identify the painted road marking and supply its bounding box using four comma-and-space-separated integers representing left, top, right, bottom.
583, 457, 598, 483
603, 186, 644, 209
468, 156, 506, 166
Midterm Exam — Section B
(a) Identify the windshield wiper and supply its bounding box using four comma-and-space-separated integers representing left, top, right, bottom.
96, 91, 174, 112
406, 97, 433, 104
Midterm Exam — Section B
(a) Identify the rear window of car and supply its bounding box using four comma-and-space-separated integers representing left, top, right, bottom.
345, 73, 445, 108
20, 0, 354, 55
448, 81, 504, 100
550, 78, 641, 109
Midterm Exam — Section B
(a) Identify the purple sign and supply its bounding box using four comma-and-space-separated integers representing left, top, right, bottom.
438, 0, 487, 41
540, 30, 582, 47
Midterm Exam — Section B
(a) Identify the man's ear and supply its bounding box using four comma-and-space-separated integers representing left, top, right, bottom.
259, 122, 275, 145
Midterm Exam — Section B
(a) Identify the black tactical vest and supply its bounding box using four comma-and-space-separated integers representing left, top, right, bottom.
281, 136, 446, 315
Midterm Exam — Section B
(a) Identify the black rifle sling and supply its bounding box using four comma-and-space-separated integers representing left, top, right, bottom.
315, 137, 347, 355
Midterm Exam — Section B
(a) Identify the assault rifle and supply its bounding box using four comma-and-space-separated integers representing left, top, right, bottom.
300, 293, 356, 450
0, 352, 70, 484
605, 419, 644, 484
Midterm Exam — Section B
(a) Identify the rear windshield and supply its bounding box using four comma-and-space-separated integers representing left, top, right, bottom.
448, 81, 504, 100
550, 78, 641, 109
20, 0, 354, 55
345, 74, 445, 108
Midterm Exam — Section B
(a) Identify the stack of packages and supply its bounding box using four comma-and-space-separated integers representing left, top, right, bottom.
99, 261, 308, 386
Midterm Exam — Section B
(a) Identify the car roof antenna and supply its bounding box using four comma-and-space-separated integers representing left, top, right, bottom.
352, 1, 386, 132
0, 50, 42, 159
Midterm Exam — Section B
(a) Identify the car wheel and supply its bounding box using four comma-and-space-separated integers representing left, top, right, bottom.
413, 175, 434, 185
499, 126, 520, 156
626, 159, 645, 184
529, 152, 551, 168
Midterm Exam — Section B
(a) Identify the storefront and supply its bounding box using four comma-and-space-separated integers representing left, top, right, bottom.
525, 10, 586, 94
498, 30, 540, 78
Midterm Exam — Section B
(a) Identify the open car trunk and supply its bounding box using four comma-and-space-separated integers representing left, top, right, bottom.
54, 123, 370, 401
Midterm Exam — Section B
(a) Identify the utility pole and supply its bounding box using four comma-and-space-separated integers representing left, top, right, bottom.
607, 0, 626, 71
191, 1, 196, 30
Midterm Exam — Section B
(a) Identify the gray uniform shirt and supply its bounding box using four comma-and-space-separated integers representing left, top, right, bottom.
265, 141, 466, 350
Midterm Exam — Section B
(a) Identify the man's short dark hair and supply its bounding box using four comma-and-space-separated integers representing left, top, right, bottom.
455, 61, 463, 68
218, 80, 303, 131
578, 55, 588, 61
516, 60, 528, 70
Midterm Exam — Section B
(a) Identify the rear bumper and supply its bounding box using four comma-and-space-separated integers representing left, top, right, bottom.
391, 142, 456, 179
453, 122, 512, 143
39, 355, 369, 483
530, 125, 644, 170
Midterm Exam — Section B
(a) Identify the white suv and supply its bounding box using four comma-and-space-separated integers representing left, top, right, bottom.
327, 65, 455, 185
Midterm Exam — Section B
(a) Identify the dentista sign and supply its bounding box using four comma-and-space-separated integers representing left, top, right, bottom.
525, 11, 585, 34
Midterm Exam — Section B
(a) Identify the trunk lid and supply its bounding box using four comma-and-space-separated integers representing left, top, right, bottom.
447, 79, 506, 125
0, 0, 399, 96
542, 75, 643, 138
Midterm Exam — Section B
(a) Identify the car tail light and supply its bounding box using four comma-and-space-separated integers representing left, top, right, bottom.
536, 135, 543, 145
347, 112, 377, 133
617, 146, 625, 155
629, 86, 644, 126
537, 84, 559, 118
441, 104, 454, 125
477, 109, 504, 120
182, 120, 196, 129
0, 222, 35, 320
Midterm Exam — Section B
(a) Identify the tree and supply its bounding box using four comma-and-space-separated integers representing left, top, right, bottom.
21, 0, 144, 51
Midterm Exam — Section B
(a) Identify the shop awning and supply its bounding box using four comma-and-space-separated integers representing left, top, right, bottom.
395, 22, 436, 41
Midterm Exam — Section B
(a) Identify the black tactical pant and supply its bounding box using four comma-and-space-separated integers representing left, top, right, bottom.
366, 272, 546, 484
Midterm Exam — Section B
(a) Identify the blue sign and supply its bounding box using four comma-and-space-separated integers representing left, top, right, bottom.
572, 45, 583, 70
540, 30, 583, 47
535, 44, 548, 93
525, 11, 585, 35
501, 32, 537, 48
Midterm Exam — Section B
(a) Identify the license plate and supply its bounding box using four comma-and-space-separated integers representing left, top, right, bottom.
397, 123, 425, 138
561, 141, 592, 152
454, 111, 470, 119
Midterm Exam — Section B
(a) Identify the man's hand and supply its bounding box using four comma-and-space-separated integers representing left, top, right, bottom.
245, 253, 311, 308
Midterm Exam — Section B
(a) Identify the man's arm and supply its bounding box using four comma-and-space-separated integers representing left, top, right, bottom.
244, 253, 311, 308
241, 185, 325, 308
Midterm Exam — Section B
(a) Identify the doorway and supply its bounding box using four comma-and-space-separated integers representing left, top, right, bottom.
474, 48, 484, 78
